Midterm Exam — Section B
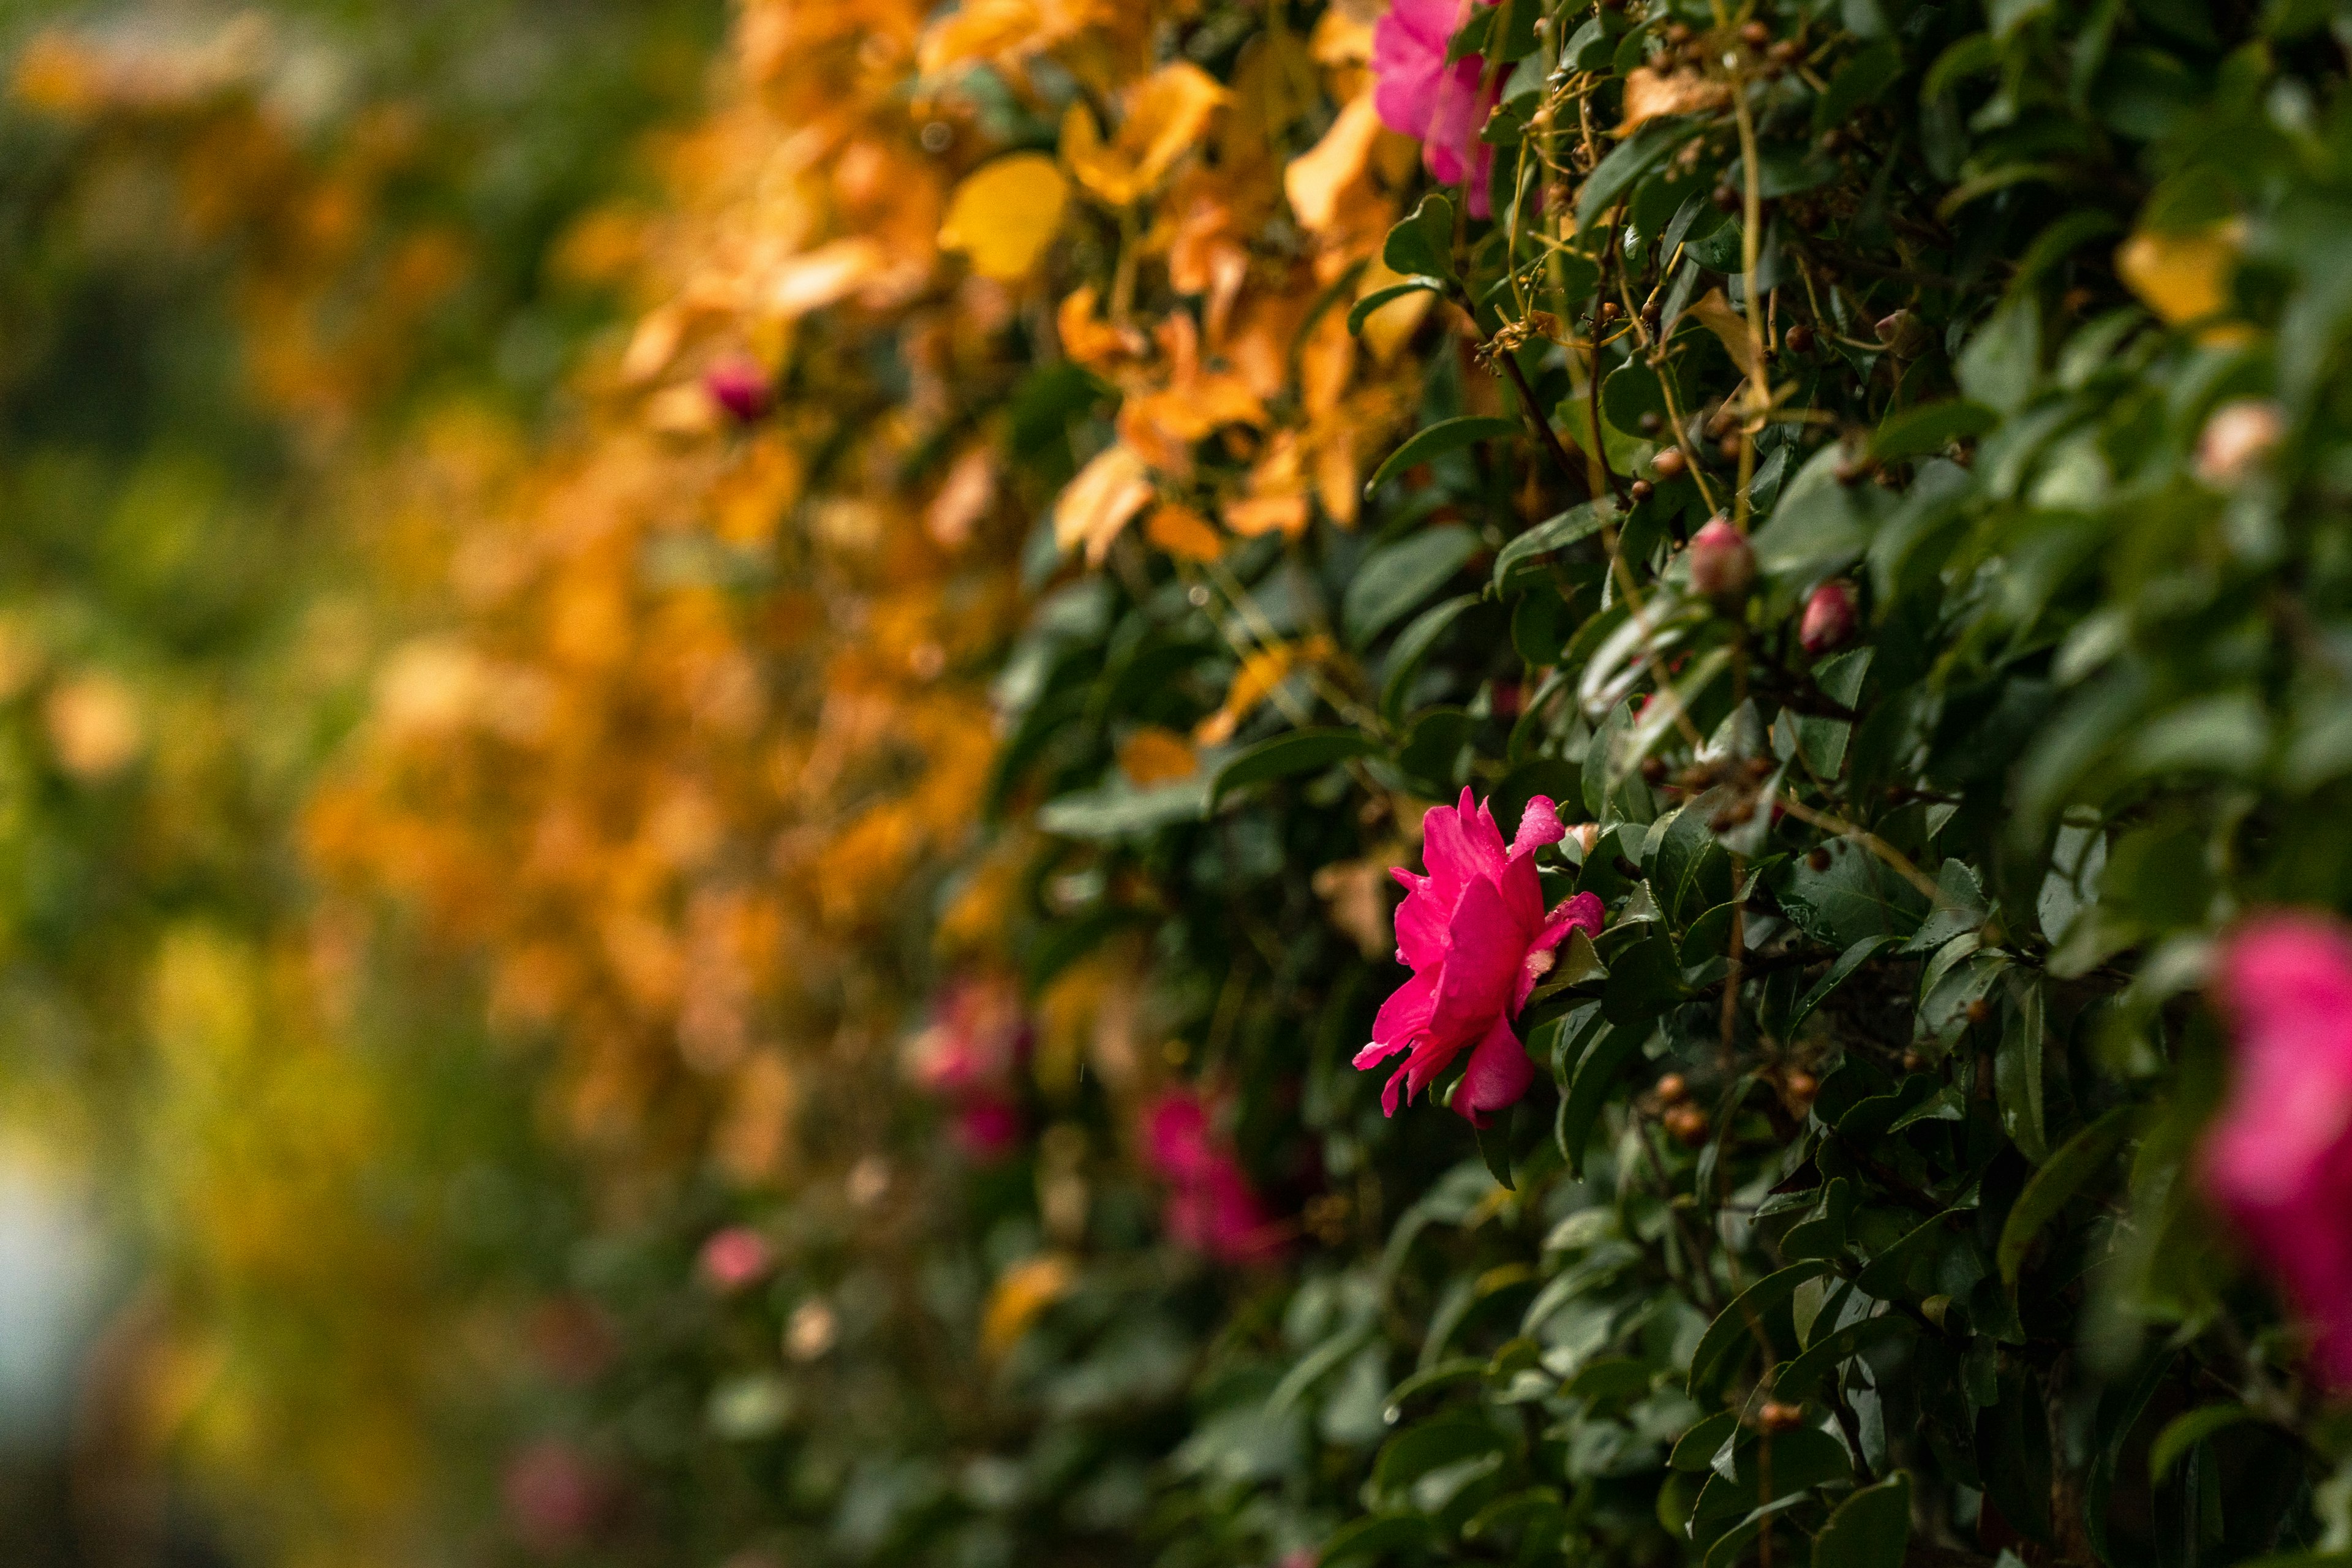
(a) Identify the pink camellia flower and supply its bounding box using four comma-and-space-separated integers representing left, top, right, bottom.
2203, 913, 2352, 1389
1799, 579, 1857, 654
907, 974, 1030, 1161
703, 355, 772, 423
1142, 1090, 1286, 1265
1370, 0, 1501, 219
698, 1226, 774, 1293
1355, 790, 1605, 1124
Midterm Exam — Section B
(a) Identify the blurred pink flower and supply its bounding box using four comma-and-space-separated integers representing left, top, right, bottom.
698, 1226, 773, 1293
703, 355, 772, 422
1355, 790, 1603, 1124
1143, 1090, 1285, 1265
1370, 0, 1500, 219
956, 1095, 1024, 1159
502, 1439, 612, 1556
2204, 913, 2352, 1389
909, 974, 1030, 1161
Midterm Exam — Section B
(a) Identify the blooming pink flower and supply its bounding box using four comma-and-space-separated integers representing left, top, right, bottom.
1142, 1090, 1286, 1265
1370, 0, 1501, 219
2203, 913, 2352, 1389
698, 1226, 773, 1293
1355, 790, 1604, 1124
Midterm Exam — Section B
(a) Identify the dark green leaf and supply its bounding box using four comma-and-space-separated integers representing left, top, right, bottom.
1365, 418, 1520, 498
1344, 526, 1482, 645
1997, 1107, 2132, 1286
1208, 729, 1379, 807
1812, 1472, 1912, 1568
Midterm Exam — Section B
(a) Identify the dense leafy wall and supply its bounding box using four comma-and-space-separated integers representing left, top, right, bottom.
17, 0, 2352, 1563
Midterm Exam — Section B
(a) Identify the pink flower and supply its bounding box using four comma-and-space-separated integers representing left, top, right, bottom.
908, 974, 1028, 1096
1800, 579, 1857, 654
1370, 0, 1501, 219
1354, 790, 1604, 1124
2203, 913, 2352, 1389
1688, 517, 1755, 602
1142, 1090, 1286, 1265
698, 1226, 773, 1293
956, 1095, 1024, 1159
703, 355, 772, 422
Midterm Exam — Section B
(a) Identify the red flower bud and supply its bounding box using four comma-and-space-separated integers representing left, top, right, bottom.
703, 355, 772, 423
1687, 517, 1755, 602
1799, 579, 1856, 654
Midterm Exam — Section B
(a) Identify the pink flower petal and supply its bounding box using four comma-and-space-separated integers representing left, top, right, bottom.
1427, 872, 1520, 1046
1509, 795, 1566, 859
1358, 968, 1438, 1069
1456, 1012, 1534, 1125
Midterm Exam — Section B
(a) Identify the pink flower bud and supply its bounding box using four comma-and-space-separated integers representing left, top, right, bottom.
698, 1226, 773, 1292
1687, 518, 1755, 601
703, 355, 772, 423
1799, 580, 1857, 655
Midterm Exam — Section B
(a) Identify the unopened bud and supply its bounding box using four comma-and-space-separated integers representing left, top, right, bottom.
1874, 309, 1929, 360
1568, 821, 1602, 857
1783, 1069, 1818, 1106
1656, 1072, 1690, 1104
1652, 448, 1689, 481
1799, 579, 1857, 654
1758, 1400, 1806, 1433
1688, 518, 1755, 602
2195, 398, 2284, 486
1664, 1104, 1711, 1146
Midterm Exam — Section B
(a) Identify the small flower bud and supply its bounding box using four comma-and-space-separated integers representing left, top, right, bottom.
704, 355, 773, 423
1740, 20, 1773, 44
1687, 518, 1756, 602
1652, 448, 1689, 481
1874, 309, 1929, 360
1656, 1072, 1690, 1104
1806, 847, 1833, 872
1629, 478, 1654, 503
1799, 579, 1857, 654
1965, 997, 1992, 1027
1785, 323, 1816, 354
1758, 1400, 1806, 1433
1783, 1069, 1818, 1107
2195, 398, 2285, 486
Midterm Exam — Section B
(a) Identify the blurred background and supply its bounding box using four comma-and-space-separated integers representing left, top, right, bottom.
0, 1, 722, 1560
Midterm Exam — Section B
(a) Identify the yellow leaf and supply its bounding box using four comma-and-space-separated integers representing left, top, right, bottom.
981, 1254, 1076, 1357
1687, 287, 1765, 383
1063, 62, 1229, 206
1617, 67, 1730, 135
2116, 222, 2242, 325
939, 153, 1070, 279
1054, 443, 1156, 565
1145, 502, 1225, 561
1194, 635, 1333, 746
1283, 91, 1382, 233
1118, 725, 1200, 785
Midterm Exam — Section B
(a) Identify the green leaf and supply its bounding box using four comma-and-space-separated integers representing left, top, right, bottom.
1870, 399, 1998, 461
1997, 1106, 2132, 1286
1365, 417, 1520, 497
1382, 193, 1457, 279
1577, 120, 1695, 232
2150, 1405, 2261, 1480
1995, 978, 2049, 1163
1670, 1411, 1741, 1471
1787, 935, 1894, 1035
1319, 1512, 1441, 1567
1343, 526, 1481, 646
1812, 1472, 1912, 1568
1381, 594, 1478, 723
1556, 1019, 1647, 1176
1037, 779, 1210, 839
1687, 1261, 1831, 1394
1493, 500, 1614, 589
1775, 840, 1929, 948
1475, 1103, 1517, 1189
1347, 276, 1446, 335
1208, 729, 1379, 807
